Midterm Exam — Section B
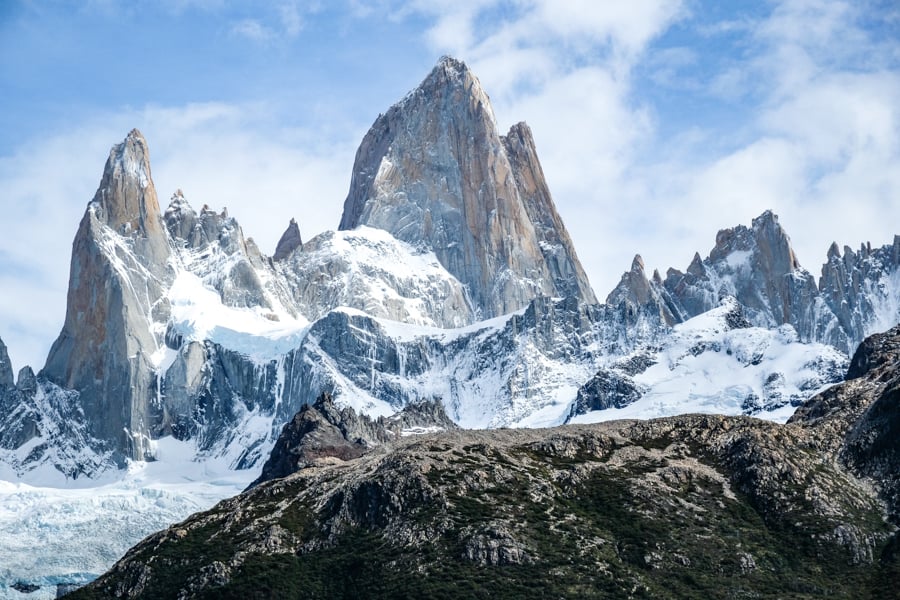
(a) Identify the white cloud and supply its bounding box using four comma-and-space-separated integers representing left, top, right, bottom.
231, 18, 274, 41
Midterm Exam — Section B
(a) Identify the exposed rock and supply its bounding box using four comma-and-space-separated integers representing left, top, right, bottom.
606, 254, 682, 328
566, 368, 643, 419
846, 324, 900, 380
820, 236, 900, 351
16, 366, 36, 397
338, 56, 596, 319
0, 336, 13, 389
273, 218, 303, 261
41, 129, 171, 464
11, 581, 39, 594
56, 583, 83, 598
501, 121, 596, 306
249, 392, 457, 488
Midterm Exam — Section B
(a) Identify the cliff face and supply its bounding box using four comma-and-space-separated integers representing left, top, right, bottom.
0, 337, 13, 390
41, 129, 172, 463
72, 327, 900, 599
338, 57, 596, 319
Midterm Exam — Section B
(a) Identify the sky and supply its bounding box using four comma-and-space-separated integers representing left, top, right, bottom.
1, 0, 899, 373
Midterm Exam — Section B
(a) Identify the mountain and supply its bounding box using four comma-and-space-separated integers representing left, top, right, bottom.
69, 325, 900, 599
2, 59, 899, 485
41, 130, 171, 465
3, 56, 900, 595
338, 56, 597, 319
608, 210, 900, 353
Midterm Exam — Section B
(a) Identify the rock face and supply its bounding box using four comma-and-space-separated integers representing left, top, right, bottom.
819, 237, 900, 350
73, 327, 900, 598
338, 56, 596, 319
42, 129, 171, 464
273, 218, 302, 261
0, 337, 13, 390
611, 210, 900, 354
606, 254, 682, 329
566, 368, 643, 417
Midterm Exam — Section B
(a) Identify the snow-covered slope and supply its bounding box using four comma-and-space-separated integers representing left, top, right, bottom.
570, 299, 847, 425
276, 226, 476, 328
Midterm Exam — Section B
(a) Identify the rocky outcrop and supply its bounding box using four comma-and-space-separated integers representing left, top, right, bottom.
273, 218, 302, 261
74, 326, 900, 598
793, 325, 900, 521
249, 392, 457, 488
0, 337, 13, 390
610, 210, 899, 354
606, 254, 682, 328
819, 237, 900, 351
566, 368, 643, 417
338, 56, 596, 319
41, 129, 171, 464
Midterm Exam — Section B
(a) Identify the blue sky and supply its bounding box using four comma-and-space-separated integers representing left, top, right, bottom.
1, 0, 899, 372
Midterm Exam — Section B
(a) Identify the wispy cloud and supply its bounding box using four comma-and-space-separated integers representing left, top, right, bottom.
230, 1, 322, 42
231, 18, 274, 41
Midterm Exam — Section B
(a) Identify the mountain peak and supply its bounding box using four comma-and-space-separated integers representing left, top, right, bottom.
631, 254, 646, 273
90, 129, 163, 240
423, 56, 481, 94
337, 57, 595, 318
273, 217, 303, 261
827, 241, 841, 260
126, 127, 146, 143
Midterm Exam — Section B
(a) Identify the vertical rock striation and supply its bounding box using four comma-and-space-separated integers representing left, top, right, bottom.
42, 129, 171, 463
338, 56, 596, 319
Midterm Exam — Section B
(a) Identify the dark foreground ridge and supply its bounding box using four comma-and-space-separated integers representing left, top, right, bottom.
69, 327, 900, 599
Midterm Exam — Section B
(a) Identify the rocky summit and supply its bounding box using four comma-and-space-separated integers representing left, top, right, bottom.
608, 210, 900, 353
71, 326, 900, 599
338, 56, 597, 319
